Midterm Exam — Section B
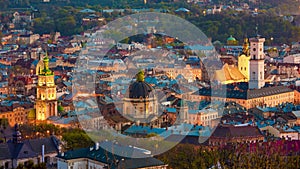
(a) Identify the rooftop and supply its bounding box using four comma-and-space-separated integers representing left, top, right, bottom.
195, 84, 293, 99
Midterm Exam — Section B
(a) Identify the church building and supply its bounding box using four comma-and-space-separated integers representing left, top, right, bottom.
186, 35, 295, 109
123, 71, 159, 125
213, 37, 251, 84
35, 54, 57, 121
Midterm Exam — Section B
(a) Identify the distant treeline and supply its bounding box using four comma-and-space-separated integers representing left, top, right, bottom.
1, 0, 300, 44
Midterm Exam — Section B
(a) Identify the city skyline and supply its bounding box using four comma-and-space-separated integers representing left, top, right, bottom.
1, 1, 300, 168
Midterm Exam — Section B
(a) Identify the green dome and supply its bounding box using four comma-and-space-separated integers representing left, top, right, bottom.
227, 35, 236, 41
27, 109, 36, 119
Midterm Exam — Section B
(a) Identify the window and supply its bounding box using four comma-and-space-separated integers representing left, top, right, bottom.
253, 55, 256, 60
260, 72, 263, 80
253, 48, 256, 51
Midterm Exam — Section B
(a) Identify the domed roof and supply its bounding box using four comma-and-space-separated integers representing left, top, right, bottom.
227, 35, 236, 41
127, 81, 154, 99
126, 70, 155, 99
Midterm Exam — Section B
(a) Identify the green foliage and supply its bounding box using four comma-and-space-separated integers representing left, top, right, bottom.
16, 161, 46, 169
57, 105, 64, 113
19, 123, 61, 138
4, 0, 297, 44
188, 11, 300, 44
62, 129, 94, 150
157, 144, 300, 169
0, 119, 8, 129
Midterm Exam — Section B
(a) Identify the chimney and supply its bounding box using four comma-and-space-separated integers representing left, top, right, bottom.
95, 142, 99, 150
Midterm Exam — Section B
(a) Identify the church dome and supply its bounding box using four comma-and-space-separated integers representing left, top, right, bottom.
126, 70, 155, 99
127, 81, 154, 99
227, 35, 236, 42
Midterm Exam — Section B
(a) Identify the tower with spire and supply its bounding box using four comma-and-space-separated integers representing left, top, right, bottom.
238, 37, 251, 81
35, 52, 57, 121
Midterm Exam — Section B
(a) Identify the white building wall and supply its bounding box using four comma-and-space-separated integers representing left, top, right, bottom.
280, 132, 299, 140
57, 159, 68, 169
57, 158, 107, 169
283, 54, 300, 64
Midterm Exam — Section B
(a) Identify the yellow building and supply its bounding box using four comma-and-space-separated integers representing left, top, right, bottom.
0, 106, 32, 127
214, 38, 250, 84
238, 38, 250, 80
35, 54, 57, 121
213, 63, 247, 84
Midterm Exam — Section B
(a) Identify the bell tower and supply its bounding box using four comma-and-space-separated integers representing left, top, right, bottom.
249, 36, 265, 89
238, 37, 250, 81
35, 53, 57, 121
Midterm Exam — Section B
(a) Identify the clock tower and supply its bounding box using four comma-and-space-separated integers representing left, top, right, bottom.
36, 54, 57, 120
249, 36, 265, 89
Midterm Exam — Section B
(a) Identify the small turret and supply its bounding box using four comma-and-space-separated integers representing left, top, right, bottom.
12, 124, 22, 144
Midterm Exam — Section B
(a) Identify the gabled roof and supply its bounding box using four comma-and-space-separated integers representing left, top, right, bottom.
1, 136, 59, 161
211, 124, 264, 138
57, 141, 166, 168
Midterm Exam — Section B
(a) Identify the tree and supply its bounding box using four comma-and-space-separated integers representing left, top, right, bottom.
16, 161, 47, 169
62, 129, 94, 150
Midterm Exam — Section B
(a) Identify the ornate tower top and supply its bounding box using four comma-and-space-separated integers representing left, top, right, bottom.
41, 52, 52, 76
242, 37, 250, 56
136, 70, 145, 82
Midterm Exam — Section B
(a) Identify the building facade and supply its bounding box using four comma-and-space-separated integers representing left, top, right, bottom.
0, 125, 59, 169
184, 85, 294, 109
188, 108, 219, 127
208, 124, 265, 147
0, 102, 33, 127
